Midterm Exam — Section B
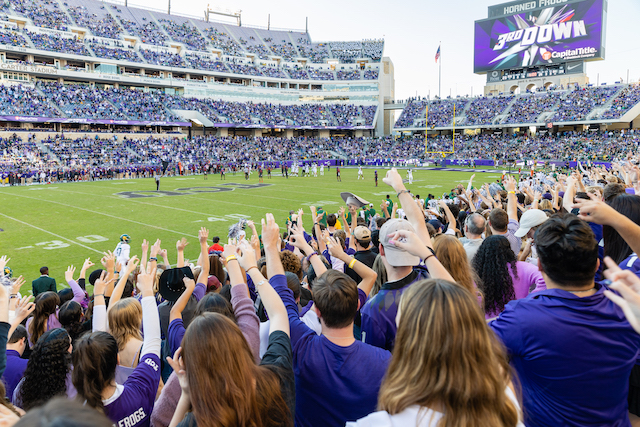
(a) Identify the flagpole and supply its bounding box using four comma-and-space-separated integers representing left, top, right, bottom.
438, 41, 441, 99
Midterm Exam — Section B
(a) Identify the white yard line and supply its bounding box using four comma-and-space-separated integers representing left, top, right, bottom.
0, 211, 103, 254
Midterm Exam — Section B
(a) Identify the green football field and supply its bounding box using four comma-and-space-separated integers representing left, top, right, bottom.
0, 167, 503, 295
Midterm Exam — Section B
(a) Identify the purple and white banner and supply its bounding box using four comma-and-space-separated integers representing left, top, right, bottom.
0, 116, 373, 130
474, 0, 606, 73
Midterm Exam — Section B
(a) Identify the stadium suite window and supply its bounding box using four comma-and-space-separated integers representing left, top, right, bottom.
95, 63, 119, 74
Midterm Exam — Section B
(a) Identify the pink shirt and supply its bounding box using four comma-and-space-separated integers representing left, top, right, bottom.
485, 261, 547, 319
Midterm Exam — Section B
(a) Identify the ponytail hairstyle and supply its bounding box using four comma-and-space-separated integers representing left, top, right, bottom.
107, 298, 143, 351
58, 300, 85, 345
72, 332, 119, 412
29, 292, 61, 344
183, 313, 292, 427
18, 328, 72, 411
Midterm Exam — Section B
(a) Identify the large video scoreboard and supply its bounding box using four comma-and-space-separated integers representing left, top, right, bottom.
474, 0, 607, 74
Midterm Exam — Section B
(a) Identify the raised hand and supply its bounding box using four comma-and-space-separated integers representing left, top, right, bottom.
141, 239, 149, 253
603, 257, 640, 334
136, 265, 156, 297
81, 257, 94, 273
102, 251, 116, 273
93, 270, 115, 296
11, 276, 24, 295
236, 240, 258, 271
198, 227, 209, 245
13, 295, 35, 322
327, 236, 346, 259
166, 347, 189, 397
575, 194, 618, 226
64, 266, 76, 283
386, 229, 429, 259
262, 213, 280, 250
383, 168, 404, 192
221, 242, 238, 264
150, 239, 162, 257
0, 256, 9, 274
176, 237, 189, 251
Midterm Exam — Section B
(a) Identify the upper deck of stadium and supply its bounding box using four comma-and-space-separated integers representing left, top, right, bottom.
0, 0, 384, 83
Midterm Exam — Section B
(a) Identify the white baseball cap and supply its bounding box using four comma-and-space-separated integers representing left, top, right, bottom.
514, 209, 549, 238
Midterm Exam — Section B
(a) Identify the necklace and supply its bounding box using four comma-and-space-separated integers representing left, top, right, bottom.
567, 287, 596, 294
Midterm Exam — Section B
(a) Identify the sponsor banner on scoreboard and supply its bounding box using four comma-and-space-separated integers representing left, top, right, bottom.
475, 0, 606, 73
486, 61, 584, 82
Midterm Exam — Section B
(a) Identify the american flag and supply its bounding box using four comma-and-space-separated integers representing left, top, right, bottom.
435, 45, 441, 63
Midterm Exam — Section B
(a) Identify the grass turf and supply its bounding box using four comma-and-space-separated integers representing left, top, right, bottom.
0, 167, 503, 295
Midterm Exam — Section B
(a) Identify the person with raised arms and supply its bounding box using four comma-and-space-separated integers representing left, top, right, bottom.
166, 215, 294, 427
73, 264, 161, 427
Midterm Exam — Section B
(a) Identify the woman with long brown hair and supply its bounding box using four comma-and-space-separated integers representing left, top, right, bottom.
167, 215, 294, 427
432, 235, 480, 297
349, 279, 523, 427
348, 228, 523, 427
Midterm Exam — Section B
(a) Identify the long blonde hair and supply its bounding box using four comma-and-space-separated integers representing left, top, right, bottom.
107, 298, 143, 350
378, 279, 519, 427
433, 235, 478, 295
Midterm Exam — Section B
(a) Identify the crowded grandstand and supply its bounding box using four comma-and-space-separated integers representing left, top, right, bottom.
3, 0, 640, 427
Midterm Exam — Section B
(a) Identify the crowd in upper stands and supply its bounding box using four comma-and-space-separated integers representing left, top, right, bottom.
395, 84, 640, 129
0, 0, 384, 73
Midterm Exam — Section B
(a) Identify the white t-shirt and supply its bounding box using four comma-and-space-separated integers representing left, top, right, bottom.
347, 387, 524, 427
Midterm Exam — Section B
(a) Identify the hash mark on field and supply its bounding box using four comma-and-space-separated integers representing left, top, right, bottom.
0, 213, 102, 253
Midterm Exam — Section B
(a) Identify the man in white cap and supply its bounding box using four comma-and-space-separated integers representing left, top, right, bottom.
515, 209, 549, 264
360, 168, 454, 350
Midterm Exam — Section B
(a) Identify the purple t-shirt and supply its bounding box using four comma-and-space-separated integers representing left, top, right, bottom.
3, 350, 27, 403
361, 267, 430, 351
485, 261, 547, 319
104, 353, 161, 427
271, 274, 391, 427
167, 319, 185, 356
490, 283, 640, 426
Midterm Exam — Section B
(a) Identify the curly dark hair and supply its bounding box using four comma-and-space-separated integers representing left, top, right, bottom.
18, 328, 72, 410
472, 235, 519, 316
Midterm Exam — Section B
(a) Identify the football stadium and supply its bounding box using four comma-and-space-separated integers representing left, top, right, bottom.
1, 0, 640, 425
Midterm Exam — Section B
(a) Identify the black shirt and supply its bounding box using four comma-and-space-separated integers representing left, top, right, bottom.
345, 249, 378, 283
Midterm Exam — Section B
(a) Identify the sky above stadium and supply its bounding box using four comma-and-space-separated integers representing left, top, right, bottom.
133, 0, 640, 100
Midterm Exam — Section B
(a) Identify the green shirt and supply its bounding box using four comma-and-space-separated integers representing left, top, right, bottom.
317, 208, 327, 227
365, 208, 376, 223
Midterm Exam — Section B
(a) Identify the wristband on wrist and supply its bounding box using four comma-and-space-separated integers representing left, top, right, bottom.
246, 266, 259, 273
397, 189, 410, 198
149, 257, 158, 261
422, 254, 436, 263
225, 255, 237, 263
94, 294, 104, 298
348, 257, 357, 269
508, 191, 516, 194
306, 251, 318, 260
